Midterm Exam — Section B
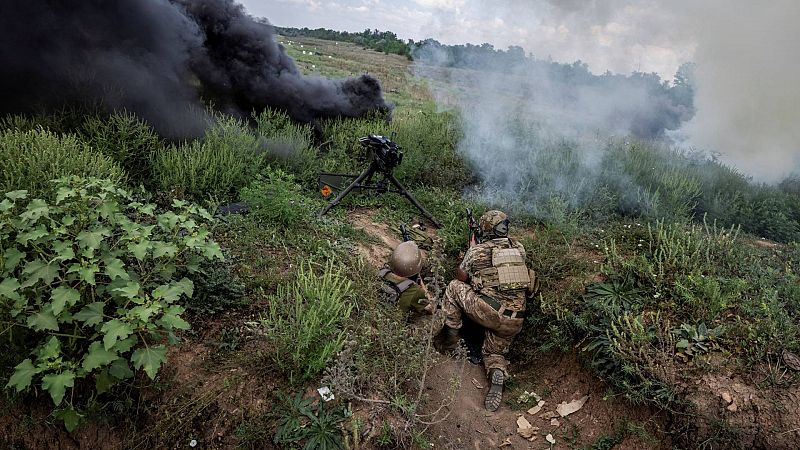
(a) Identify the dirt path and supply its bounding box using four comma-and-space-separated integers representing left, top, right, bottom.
419, 354, 668, 449
349, 208, 670, 449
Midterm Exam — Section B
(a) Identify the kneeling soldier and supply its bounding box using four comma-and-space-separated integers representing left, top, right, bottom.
436, 210, 537, 411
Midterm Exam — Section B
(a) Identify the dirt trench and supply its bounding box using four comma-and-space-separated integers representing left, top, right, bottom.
349, 208, 670, 449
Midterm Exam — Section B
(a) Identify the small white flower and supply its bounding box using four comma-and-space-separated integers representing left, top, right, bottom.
190, 439, 197, 447
637, 243, 642, 247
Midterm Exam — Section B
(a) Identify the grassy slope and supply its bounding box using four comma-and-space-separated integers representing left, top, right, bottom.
1, 35, 798, 449
281, 36, 800, 447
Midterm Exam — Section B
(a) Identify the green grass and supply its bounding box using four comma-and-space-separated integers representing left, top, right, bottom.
0, 127, 124, 197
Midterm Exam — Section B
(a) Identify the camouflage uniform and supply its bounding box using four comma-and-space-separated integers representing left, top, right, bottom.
443, 237, 529, 376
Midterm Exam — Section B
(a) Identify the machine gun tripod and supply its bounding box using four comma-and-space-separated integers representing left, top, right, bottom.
317, 134, 442, 228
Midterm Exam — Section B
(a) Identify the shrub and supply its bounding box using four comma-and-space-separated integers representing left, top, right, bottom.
252, 109, 316, 185
152, 117, 260, 200
240, 166, 319, 228
0, 177, 223, 430
0, 128, 124, 197
260, 261, 353, 384
80, 112, 162, 182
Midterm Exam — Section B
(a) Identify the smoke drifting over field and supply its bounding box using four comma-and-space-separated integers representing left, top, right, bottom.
413, 0, 800, 215
412, 44, 694, 215
676, 1, 800, 182
0, 0, 389, 138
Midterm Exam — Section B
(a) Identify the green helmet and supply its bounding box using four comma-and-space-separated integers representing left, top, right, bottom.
390, 241, 422, 278
480, 210, 509, 237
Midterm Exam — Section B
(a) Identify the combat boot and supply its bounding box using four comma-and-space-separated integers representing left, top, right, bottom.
433, 326, 460, 354
484, 369, 504, 412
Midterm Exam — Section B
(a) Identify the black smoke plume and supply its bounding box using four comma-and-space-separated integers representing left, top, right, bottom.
0, 0, 390, 138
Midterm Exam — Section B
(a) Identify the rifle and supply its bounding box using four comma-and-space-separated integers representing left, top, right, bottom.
466, 208, 482, 247
400, 224, 410, 242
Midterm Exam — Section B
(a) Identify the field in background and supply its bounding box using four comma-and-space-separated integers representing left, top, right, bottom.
0, 33, 798, 449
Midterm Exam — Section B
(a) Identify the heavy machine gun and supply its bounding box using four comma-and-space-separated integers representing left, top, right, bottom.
317, 134, 441, 227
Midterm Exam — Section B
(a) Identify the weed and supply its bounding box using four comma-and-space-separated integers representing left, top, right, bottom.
80, 111, 162, 182
0, 128, 124, 196
261, 261, 353, 384
272, 392, 348, 449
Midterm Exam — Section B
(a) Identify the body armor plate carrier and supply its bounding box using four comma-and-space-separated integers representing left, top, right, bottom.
474, 243, 531, 292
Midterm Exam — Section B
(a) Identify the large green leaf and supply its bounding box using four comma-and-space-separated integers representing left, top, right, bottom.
131, 346, 167, 380
52, 240, 76, 262
55, 186, 77, 204
152, 278, 193, 303
19, 199, 49, 221
103, 257, 128, 281
3, 248, 25, 272
42, 371, 75, 406
27, 309, 59, 331
0, 198, 13, 212
109, 358, 134, 380
50, 286, 80, 315
101, 319, 133, 350
94, 369, 117, 395
73, 302, 106, 327
98, 200, 119, 220
38, 336, 61, 360
82, 341, 119, 371
16, 225, 49, 245
159, 305, 190, 331
0, 277, 21, 301
76, 229, 109, 251
54, 407, 82, 432
114, 335, 138, 353
128, 240, 151, 261
21, 259, 59, 287
113, 281, 140, 299
5, 190, 28, 200
152, 243, 179, 259
6, 359, 38, 392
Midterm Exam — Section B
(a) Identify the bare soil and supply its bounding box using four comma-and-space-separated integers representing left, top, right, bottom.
420, 353, 669, 450
350, 208, 671, 449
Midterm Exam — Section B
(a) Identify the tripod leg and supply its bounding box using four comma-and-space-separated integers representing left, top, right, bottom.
386, 173, 442, 228
318, 164, 375, 217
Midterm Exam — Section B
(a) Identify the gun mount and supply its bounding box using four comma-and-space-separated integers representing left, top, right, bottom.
317, 134, 442, 228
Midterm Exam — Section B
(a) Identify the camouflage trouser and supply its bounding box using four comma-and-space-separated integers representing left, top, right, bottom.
442, 280, 524, 377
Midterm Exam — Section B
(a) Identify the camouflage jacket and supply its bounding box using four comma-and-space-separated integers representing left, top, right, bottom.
459, 237, 529, 311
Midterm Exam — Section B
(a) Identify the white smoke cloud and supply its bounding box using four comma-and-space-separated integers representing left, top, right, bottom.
676, 0, 800, 181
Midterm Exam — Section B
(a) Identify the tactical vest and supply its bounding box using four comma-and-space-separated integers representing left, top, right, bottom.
472, 240, 531, 293
378, 267, 416, 301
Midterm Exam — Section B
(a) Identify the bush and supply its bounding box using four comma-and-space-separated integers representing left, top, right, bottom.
0, 177, 223, 430
81, 112, 162, 182
240, 166, 319, 228
252, 109, 316, 185
152, 117, 260, 200
0, 128, 124, 197
260, 261, 353, 384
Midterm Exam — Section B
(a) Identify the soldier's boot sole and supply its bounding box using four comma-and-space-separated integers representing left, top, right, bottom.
485, 369, 504, 412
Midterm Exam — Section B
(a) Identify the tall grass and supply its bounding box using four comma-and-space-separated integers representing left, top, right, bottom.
80, 111, 162, 182
260, 261, 353, 384
0, 128, 124, 196
152, 117, 260, 200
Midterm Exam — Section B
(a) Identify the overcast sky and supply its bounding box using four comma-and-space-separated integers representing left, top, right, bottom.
241, 0, 696, 78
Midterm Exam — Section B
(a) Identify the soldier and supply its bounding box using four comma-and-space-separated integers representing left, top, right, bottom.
435, 210, 537, 411
379, 241, 435, 317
